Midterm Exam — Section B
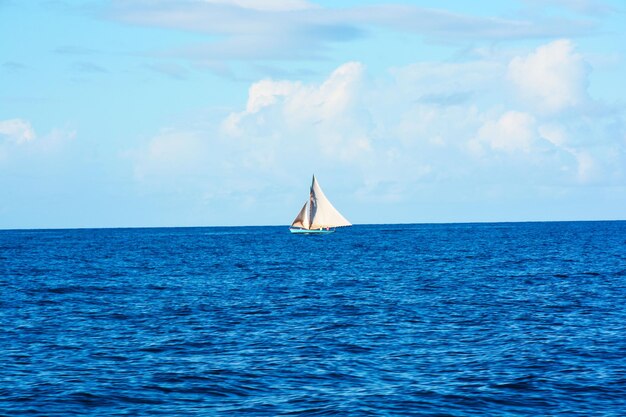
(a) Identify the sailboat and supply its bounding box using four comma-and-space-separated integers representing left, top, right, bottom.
289, 175, 352, 234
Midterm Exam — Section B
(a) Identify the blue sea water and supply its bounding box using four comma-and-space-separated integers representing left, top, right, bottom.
1, 222, 626, 416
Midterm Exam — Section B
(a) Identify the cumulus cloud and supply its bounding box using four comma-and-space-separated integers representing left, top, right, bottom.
0, 119, 36, 144
124, 38, 625, 224
538, 122, 612, 183
223, 62, 370, 161
508, 39, 590, 112
0, 120, 76, 168
216, 40, 624, 190
538, 123, 568, 147
476, 111, 537, 153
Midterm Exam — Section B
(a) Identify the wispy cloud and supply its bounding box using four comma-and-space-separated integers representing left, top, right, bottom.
346, 4, 595, 40
105, 0, 599, 63
54, 45, 99, 55
522, 0, 617, 15
71, 61, 108, 73
2, 61, 27, 72
143, 61, 188, 80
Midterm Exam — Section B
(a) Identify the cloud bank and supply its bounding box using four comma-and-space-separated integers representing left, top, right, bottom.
128, 38, 625, 223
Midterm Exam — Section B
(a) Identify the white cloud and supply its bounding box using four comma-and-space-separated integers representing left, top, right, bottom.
538, 123, 568, 147
571, 149, 597, 182
107, 1, 596, 63
223, 61, 363, 130
538, 122, 619, 183
224, 44, 624, 191
246, 79, 299, 114
200, 0, 314, 12
476, 111, 537, 153
130, 129, 209, 182
0, 118, 36, 144
508, 39, 590, 112
0, 121, 76, 164
390, 60, 504, 102
123, 38, 625, 224
522, 0, 615, 15
223, 62, 370, 161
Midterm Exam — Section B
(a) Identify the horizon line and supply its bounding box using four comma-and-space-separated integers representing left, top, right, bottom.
1, 218, 625, 232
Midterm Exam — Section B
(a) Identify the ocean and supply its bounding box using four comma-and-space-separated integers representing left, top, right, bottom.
1, 222, 625, 416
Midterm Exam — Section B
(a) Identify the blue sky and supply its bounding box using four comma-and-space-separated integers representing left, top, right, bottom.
1, 0, 625, 228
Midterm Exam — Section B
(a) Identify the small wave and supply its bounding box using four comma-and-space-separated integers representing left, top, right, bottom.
3, 222, 626, 416
66, 391, 113, 407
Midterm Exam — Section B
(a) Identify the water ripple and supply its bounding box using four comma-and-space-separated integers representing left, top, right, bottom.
1, 222, 625, 415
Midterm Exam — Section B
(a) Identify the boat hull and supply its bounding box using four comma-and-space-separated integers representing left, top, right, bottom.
289, 228, 335, 235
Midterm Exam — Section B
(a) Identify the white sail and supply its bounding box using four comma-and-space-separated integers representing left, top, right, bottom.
309, 175, 352, 229
291, 201, 310, 229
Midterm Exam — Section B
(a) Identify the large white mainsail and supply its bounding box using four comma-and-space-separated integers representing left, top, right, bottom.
289, 175, 351, 233
291, 201, 310, 229
309, 175, 351, 229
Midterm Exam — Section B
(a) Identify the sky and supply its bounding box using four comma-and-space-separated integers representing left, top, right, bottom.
1, 0, 625, 229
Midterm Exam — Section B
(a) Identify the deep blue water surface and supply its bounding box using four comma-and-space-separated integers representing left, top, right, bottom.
1, 222, 626, 416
